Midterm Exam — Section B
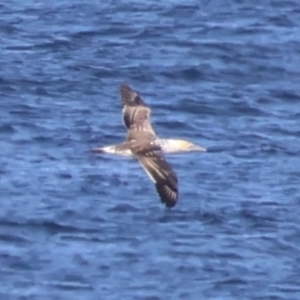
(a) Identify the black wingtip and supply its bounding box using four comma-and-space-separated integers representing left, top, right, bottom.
120, 84, 144, 106
119, 84, 133, 96
119, 83, 131, 92
164, 200, 177, 209
155, 182, 178, 209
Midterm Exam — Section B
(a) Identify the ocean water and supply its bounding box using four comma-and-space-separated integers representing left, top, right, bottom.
1, 0, 300, 299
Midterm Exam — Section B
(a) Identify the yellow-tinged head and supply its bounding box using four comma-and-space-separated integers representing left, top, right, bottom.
177, 140, 207, 152
163, 139, 206, 154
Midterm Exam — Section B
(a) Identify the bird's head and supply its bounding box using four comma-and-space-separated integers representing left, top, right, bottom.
165, 139, 206, 153
177, 140, 206, 152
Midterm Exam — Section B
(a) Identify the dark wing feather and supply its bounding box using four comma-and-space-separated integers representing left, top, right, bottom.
136, 148, 178, 208
119, 84, 156, 139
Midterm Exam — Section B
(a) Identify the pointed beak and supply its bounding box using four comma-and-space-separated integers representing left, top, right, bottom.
190, 145, 206, 152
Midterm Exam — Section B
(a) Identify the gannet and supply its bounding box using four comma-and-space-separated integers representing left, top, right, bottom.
92, 84, 206, 208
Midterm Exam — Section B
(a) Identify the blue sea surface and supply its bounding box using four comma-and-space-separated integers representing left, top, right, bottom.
1, 0, 300, 299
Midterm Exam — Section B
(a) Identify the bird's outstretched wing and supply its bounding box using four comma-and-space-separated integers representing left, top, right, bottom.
120, 85, 178, 207
133, 143, 178, 208
120, 84, 157, 140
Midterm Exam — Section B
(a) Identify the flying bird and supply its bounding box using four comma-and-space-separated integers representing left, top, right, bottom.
92, 84, 206, 208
